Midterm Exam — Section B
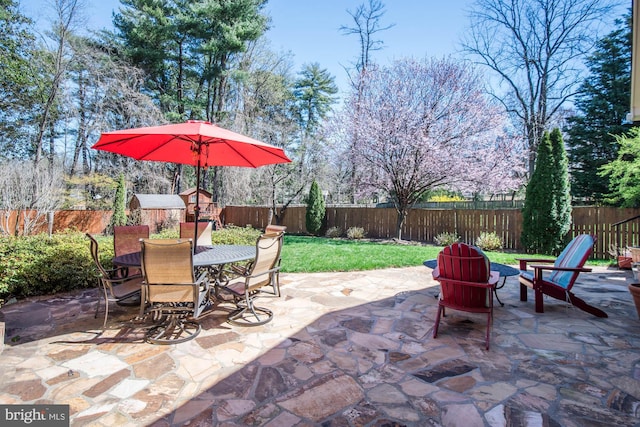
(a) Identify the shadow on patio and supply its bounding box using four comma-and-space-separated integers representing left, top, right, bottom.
0, 265, 639, 426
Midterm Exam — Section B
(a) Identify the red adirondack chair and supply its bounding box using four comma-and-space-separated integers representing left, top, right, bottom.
432, 243, 499, 350
518, 234, 606, 318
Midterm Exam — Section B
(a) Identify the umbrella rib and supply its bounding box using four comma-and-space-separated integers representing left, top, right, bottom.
97, 134, 198, 160
138, 135, 198, 160
203, 139, 289, 168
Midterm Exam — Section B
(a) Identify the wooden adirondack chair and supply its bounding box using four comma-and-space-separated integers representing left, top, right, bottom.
432, 243, 500, 350
518, 234, 607, 318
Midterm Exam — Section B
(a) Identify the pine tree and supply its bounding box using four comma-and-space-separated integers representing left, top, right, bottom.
109, 173, 127, 233
549, 128, 572, 251
565, 14, 632, 202
521, 132, 556, 253
305, 180, 325, 236
599, 127, 640, 207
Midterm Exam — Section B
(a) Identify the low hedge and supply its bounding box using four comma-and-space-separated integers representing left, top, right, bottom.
0, 231, 100, 304
0, 226, 263, 306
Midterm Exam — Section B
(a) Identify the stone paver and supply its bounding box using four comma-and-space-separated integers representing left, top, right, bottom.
1, 265, 640, 426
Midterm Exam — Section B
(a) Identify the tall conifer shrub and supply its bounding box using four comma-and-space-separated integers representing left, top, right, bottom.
521, 132, 555, 253
550, 128, 572, 250
306, 180, 325, 236
521, 129, 572, 254
108, 173, 127, 233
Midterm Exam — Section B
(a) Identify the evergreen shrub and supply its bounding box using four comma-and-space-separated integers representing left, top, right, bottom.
0, 226, 263, 306
0, 231, 97, 304
305, 180, 326, 236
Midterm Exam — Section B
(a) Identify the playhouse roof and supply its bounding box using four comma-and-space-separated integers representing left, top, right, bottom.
131, 194, 186, 209
179, 187, 212, 198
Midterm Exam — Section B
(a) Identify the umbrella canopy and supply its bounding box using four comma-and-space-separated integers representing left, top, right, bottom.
92, 120, 291, 168
92, 120, 291, 247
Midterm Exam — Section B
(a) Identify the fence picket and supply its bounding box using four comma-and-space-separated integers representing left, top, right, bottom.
3, 206, 640, 259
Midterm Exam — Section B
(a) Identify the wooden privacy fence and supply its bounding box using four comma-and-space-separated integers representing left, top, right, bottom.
4, 206, 640, 259
224, 205, 640, 259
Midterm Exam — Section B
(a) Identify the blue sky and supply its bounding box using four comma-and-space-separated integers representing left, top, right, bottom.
23, 0, 475, 92
265, 0, 474, 90
22, 0, 629, 94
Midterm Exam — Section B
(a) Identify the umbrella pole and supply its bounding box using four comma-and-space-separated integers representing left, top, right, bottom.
193, 152, 202, 254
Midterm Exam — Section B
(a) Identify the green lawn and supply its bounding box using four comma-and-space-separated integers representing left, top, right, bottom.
280, 235, 612, 273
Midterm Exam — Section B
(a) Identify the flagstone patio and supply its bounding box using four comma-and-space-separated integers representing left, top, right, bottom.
1, 265, 639, 426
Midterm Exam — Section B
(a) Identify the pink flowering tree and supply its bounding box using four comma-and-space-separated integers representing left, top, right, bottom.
338, 57, 524, 239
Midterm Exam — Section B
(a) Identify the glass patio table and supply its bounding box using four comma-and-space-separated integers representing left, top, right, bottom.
113, 244, 255, 316
113, 244, 256, 288
114, 244, 254, 267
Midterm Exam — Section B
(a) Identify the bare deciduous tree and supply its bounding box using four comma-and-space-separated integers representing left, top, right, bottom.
462, 0, 616, 175
63, 33, 166, 196
0, 161, 63, 236
33, 0, 85, 165
340, 0, 394, 204
340, 0, 394, 78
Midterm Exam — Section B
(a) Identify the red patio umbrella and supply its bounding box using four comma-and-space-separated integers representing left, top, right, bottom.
92, 120, 291, 246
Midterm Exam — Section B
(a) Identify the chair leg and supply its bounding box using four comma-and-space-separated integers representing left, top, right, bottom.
540, 284, 609, 319
565, 292, 608, 318
433, 304, 443, 338
227, 292, 273, 326
94, 283, 109, 330
94, 292, 101, 320
534, 287, 544, 313
102, 300, 109, 330
485, 311, 492, 350
146, 313, 201, 344
272, 271, 281, 297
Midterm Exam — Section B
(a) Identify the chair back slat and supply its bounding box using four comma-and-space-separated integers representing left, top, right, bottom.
247, 232, 283, 291
437, 243, 491, 309
141, 239, 194, 285
147, 284, 196, 303
114, 225, 149, 257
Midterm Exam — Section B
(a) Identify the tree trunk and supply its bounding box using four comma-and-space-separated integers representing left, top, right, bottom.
395, 208, 407, 241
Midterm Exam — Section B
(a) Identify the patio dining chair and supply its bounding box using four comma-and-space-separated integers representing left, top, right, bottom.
113, 225, 149, 277
432, 243, 499, 350
140, 238, 210, 344
265, 224, 286, 234
218, 232, 284, 326
179, 221, 213, 246
262, 225, 286, 296
518, 234, 606, 318
86, 233, 143, 329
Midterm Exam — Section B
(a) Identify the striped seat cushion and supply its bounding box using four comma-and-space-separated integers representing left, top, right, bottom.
548, 234, 594, 289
